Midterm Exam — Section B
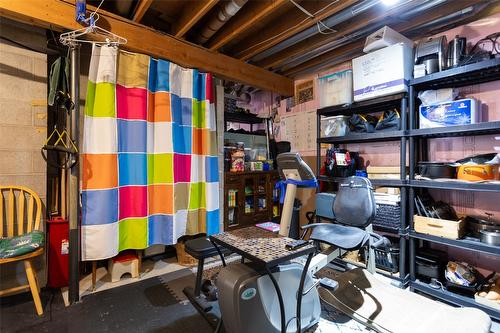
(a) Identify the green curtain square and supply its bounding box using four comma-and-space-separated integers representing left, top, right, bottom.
192, 100, 202, 128
88, 82, 116, 117
200, 102, 206, 129
118, 218, 148, 251
189, 182, 206, 209
148, 153, 173, 184
85, 81, 96, 117
192, 100, 207, 129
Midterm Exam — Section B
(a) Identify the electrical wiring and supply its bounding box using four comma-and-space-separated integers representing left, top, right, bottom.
317, 21, 338, 35
88, 0, 105, 23
238, 0, 341, 55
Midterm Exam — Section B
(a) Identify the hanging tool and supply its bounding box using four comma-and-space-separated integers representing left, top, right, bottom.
41, 127, 78, 169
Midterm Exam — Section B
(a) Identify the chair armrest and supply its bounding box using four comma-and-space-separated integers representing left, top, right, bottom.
369, 232, 391, 249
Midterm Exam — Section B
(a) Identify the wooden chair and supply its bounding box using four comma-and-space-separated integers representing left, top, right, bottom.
0, 186, 44, 315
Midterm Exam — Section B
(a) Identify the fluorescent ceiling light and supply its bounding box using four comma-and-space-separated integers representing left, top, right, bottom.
382, 0, 399, 5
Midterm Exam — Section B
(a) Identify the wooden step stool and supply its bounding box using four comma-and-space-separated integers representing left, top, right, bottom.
108, 251, 140, 283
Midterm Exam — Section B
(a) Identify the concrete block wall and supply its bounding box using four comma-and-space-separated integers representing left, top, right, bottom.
0, 19, 48, 289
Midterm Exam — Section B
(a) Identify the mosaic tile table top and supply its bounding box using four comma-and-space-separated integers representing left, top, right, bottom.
210, 226, 315, 266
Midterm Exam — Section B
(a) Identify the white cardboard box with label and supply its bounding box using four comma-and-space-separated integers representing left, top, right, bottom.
352, 43, 413, 102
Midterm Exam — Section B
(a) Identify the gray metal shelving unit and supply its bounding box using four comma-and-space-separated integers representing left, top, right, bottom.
407, 58, 500, 321
316, 93, 409, 287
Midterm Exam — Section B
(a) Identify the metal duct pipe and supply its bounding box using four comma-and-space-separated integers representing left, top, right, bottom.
276, 0, 448, 71
286, 1, 490, 77
251, 0, 381, 62
197, 0, 248, 44
409, 2, 488, 34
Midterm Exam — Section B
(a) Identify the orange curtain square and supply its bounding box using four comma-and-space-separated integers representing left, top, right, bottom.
82, 154, 118, 189
192, 128, 203, 155
148, 184, 173, 215
201, 129, 210, 155
147, 91, 171, 122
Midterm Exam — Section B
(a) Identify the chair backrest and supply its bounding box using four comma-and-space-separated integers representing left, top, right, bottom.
333, 176, 377, 228
0, 186, 42, 238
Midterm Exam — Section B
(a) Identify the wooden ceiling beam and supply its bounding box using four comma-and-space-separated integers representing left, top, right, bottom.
232, 0, 359, 61
257, 0, 427, 70
132, 0, 153, 22
207, 0, 289, 51
283, 0, 489, 77
173, 0, 219, 38
0, 0, 293, 96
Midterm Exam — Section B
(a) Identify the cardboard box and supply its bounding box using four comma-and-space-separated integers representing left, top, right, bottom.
419, 98, 480, 128
352, 43, 413, 102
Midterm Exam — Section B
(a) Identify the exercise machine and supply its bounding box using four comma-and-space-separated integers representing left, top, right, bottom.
186, 152, 492, 333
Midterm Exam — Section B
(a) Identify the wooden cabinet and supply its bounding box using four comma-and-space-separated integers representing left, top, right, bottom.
224, 171, 280, 231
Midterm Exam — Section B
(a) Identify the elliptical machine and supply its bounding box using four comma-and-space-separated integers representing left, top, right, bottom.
186, 152, 491, 333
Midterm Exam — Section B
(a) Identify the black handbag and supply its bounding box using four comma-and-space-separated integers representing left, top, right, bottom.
349, 114, 377, 133
334, 176, 377, 228
375, 109, 401, 131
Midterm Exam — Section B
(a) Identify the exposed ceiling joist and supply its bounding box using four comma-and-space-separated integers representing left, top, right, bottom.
257, 0, 427, 70
0, 0, 293, 96
283, 0, 494, 77
232, 0, 359, 61
173, 0, 219, 38
132, 0, 153, 22
207, 0, 289, 51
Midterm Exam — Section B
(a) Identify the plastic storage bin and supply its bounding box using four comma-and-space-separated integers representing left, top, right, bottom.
318, 70, 353, 108
320, 115, 350, 137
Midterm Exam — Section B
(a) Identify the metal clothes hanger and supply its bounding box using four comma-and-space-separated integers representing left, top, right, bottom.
59, 12, 127, 47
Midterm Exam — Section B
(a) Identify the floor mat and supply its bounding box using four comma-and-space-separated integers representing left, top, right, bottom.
1, 269, 212, 333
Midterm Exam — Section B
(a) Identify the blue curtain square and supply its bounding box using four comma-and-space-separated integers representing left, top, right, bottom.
172, 123, 192, 154
118, 153, 147, 186
118, 119, 147, 153
205, 156, 219, 182
82, 189, 118, 225
148, 214, 174, 245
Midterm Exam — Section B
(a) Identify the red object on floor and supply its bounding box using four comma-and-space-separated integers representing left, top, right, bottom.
47, 217, 69, 288
112, 250, 138, 263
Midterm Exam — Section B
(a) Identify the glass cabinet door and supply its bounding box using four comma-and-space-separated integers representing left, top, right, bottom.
226, 186, 239, 227
244, 176, 254, 214
256, 175, 268, 213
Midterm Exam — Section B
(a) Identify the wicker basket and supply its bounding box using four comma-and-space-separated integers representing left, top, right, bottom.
175, 241, 198, 267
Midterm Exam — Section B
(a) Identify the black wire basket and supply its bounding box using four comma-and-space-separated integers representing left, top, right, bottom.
372, 202, 401, 231
374, 246, 400, 273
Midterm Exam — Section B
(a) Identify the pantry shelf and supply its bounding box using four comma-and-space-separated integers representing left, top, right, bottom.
410, 280, 500, 321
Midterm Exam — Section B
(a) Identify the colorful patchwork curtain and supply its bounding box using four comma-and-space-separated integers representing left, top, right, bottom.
81, 45, 219, 260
